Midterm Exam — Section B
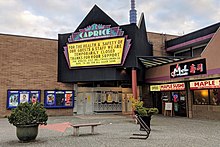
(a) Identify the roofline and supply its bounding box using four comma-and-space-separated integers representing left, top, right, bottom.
0, 33, 57, 41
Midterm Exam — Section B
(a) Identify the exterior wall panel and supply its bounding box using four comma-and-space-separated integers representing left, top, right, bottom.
0, 34, 73, 117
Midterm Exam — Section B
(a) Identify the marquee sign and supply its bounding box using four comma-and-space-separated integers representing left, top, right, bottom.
150, 83, 185, 91
170, 59, 207, 78
63, 24, 131, 68
190, 79, 220, 90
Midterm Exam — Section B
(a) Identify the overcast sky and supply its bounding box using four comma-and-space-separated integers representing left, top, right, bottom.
1, 0, 220, 39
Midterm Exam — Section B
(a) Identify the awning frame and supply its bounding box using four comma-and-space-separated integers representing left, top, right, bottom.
138, 56, 192, 69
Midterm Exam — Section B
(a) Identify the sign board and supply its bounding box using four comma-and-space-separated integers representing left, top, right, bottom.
190, 79, 220, 90
150, 83, 185, 91
160, 83, 185, 91
63, 24, 131, 68
170, 59, 206, 78
150, 85, 161, 91
67, 37, 125, 67
165, 102, 173, 110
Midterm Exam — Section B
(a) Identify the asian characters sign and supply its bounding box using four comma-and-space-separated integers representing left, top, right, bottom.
170, 59, 206, 78
190, 79, 220, 90
63, 24, 131, 68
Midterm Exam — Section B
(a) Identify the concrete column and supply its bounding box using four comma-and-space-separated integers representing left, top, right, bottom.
132, 68, 137, 100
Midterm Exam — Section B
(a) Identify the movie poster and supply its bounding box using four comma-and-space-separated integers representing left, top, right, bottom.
8, 92, 19, 107
55, 91, 65, 106
46, 92, 55, 106
30, 91, 40, 104
65, 91, 73, 106
19, 92, 29, 103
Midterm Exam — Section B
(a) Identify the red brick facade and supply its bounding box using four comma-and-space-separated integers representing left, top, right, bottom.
0, 34, 73, 117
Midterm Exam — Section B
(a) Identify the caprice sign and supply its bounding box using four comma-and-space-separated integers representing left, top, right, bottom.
63, 24, 131, 68
190, 79, 220, 90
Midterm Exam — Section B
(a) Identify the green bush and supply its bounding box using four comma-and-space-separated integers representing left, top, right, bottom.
8, 102, 48, 126
132, 100, 159, 117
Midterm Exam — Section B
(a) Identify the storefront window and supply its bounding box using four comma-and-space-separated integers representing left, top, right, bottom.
210, 89, 220, 105
193, 90, 209, 105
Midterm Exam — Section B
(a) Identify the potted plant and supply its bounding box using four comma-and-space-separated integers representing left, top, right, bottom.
132, 100, 158, 130
8, 102, 48, 142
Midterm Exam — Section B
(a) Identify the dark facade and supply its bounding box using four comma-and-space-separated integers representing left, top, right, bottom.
58, 5, 152, 85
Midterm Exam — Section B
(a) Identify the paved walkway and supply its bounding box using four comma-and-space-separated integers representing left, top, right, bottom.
0, 114, 220, 147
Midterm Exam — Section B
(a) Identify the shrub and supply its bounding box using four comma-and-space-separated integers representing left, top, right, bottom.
132, 100, 159, 117
8, 102, 48, 126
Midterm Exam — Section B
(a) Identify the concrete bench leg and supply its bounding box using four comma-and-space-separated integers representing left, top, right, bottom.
73, 127, 79, 136
91, 126, 95, 134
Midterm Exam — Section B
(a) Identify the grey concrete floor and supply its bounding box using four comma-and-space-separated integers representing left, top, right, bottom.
0, 114, 220, 147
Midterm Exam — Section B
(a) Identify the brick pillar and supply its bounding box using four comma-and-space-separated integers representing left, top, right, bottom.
132, 68, 137, 100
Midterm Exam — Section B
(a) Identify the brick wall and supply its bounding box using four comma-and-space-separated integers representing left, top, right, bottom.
147, 32, 178, 56
0, 34, 73, 117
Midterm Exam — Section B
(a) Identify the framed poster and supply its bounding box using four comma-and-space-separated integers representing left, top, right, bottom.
7, 90, 41, 109
44, 90, 74, 108
165, 102, 173, 111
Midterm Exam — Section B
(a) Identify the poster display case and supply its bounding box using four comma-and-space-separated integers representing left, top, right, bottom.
7, 90, 41, 109
44, 90, 74, 108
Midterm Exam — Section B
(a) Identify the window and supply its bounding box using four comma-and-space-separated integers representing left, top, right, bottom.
193, 90, 209, 104
174, 49, 192, 57
193, 89, 220, 105
192, 46, 205, 57
210, 89, 220, 105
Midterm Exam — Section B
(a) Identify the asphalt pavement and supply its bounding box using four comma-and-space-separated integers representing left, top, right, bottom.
0, 113, 220, 147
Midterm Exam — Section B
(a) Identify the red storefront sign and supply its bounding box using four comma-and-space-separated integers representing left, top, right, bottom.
190, 79, 220, 90
160, 83, 185, 91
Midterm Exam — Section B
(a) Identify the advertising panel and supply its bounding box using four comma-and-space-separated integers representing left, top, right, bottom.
67, 37, 125, 67
190, 79, 220, 90
44, 90, 74, 108
170, 58, 206, 78
150, 85, 161, 91
150, 83, 185, 91
7, 90, 41, 109
63, 24, 131, 68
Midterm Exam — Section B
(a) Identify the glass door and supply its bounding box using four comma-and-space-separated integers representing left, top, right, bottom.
171, 91, 187, 117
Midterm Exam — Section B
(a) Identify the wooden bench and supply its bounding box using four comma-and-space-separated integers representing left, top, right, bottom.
70, 122, 101, 136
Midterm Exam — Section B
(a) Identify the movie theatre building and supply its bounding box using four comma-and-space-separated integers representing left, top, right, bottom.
1, 4, 220, 121
0, 5, 152, 117
144, 23, 220, 120
58, 5, 152, 115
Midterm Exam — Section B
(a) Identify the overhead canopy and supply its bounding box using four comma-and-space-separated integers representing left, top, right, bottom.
138, 56, 188, 69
